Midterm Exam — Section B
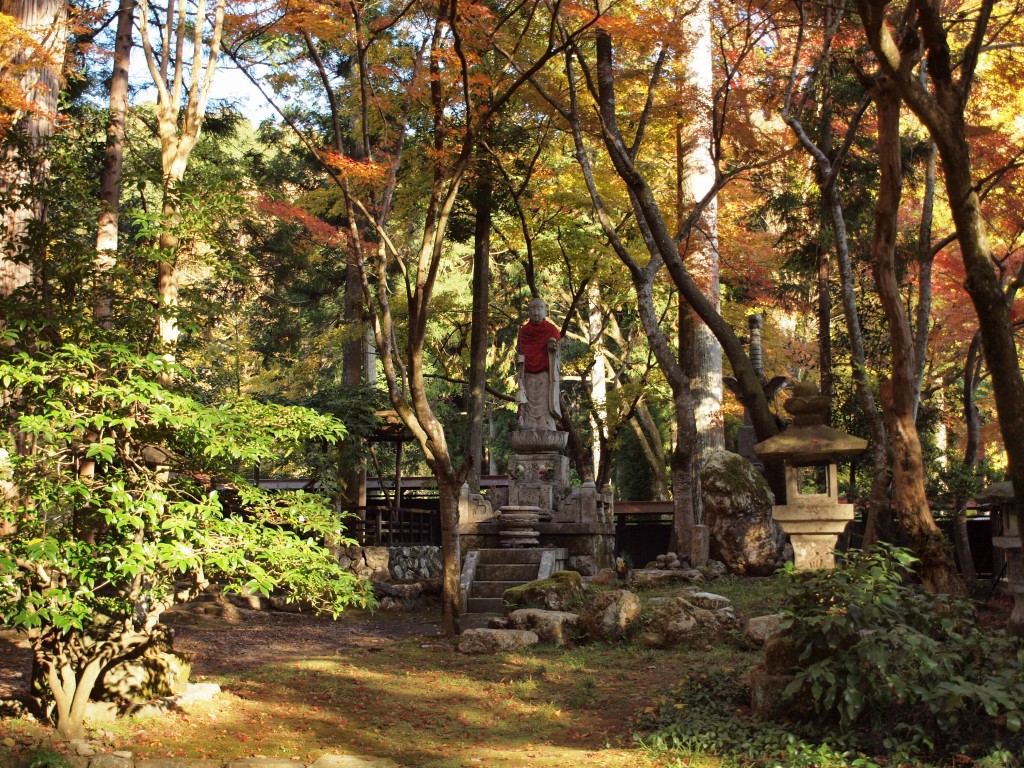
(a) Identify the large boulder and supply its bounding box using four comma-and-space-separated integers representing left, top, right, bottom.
641, 592, 741, 649
507, 609, 579, 645
578, 589, 641, 641
503, 570, 585, 612
701, 451, 788, 575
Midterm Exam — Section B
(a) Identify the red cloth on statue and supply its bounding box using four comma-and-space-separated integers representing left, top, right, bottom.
518, 320, 561, 373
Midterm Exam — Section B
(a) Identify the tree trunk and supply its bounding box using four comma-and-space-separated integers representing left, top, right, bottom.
590, 28, 780, 451
588, 282, 607, 482
668, 383, 698, 557
436, 473, 462, 636
817, 250, 833, 410
963, 332, 983, 467
0, 0, 68, 297
871, 80, 963, 595
466, 165, 492, 493
678, 0, 724, 461
912, 138, 937, 419
93, 0, 133, 327
856, 0, 1024, 568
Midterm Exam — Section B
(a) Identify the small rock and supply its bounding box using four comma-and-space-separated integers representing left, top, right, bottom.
578, 589, 641, 641
688, 591, 732, 611
90, 754, 133, 768
507, 609, 579, 645
457, 628, 539, 654
310, 755, 400, 768
743, 613, 785, 647
70, 739, 96, 756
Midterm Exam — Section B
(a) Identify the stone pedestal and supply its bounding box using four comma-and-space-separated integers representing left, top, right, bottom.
499, 506, 542, 548
772, 504, 854, 570
508, 452, 570, 514
978, 482, 1023, 633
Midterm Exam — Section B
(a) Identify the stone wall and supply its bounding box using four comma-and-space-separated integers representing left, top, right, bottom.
386, 545, 442, 582
335, 545, 442, 583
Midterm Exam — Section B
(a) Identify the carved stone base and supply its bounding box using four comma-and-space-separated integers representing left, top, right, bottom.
499, 506, 542, 548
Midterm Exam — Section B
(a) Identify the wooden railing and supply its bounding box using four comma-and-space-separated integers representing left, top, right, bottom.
342, 504, 442, 547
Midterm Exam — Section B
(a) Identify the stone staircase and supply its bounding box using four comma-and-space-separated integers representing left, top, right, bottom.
460, 548, 567, 614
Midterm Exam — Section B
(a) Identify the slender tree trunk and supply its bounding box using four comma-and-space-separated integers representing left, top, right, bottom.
631, 406, 669, 501
466, 164, 492, 493
817, 250, 833, 411
870, 80, 963, 594
669, 383, 697, 555
963, 332, 983, 467
911, 138, 937, 419
93, 0, 133, 327
588, 282, 607, 481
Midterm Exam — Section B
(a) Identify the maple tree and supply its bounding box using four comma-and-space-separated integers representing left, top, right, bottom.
855, 0, 1024, 612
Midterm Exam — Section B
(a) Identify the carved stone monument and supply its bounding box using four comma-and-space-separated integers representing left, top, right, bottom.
459, 298, 614, 574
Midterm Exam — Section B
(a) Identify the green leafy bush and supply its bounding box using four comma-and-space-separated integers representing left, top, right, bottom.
779, 544, 1024, 759
0, 334, 374, 739
635, 671, 881, 768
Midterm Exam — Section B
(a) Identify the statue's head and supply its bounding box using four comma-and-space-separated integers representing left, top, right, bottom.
528, 297, 548, 323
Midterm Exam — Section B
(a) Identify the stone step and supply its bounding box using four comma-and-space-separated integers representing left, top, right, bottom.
471, 580, 519, 598
474, 563, 540, 582
475, 548, 547, 565
467, 596, 506, 613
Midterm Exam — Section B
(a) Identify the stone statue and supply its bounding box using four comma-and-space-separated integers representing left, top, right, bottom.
516, 297, 561, 431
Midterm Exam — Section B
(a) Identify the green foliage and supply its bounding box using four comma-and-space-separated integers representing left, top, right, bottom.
778, 545, 1024, 760
930, 456, 1001, 514
636, 671, 882, 768
0, 333, 374, 727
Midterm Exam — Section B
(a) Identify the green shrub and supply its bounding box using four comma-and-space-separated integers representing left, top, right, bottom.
0, 336, 375, 740
779, 544, 1024, 758
635, 671, 881, 768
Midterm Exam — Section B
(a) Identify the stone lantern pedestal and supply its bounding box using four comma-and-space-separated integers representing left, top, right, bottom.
754, 382, 866, 571
978, 481, 1024, 634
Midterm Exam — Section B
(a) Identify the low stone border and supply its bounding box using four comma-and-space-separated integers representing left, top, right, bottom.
28, 750, 400, 768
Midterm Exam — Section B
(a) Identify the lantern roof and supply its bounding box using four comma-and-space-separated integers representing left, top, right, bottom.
754, 381, 866, 464
754, 423, 867, 464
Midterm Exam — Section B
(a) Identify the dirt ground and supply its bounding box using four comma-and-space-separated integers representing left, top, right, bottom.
0, 603, 447, 701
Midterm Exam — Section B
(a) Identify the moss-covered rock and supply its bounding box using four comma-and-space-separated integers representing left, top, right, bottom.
503, 570, 585, 612
701, 451, 788, 576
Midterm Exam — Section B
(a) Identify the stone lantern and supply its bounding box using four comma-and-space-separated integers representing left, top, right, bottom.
977, 481, 1024, 633
754, 382, 866, 570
